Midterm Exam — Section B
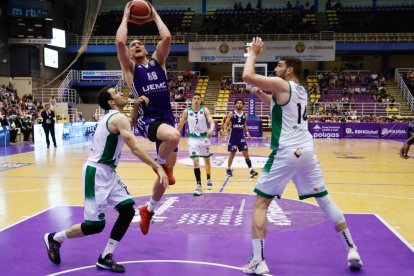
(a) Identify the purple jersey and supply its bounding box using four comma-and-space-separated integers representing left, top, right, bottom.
229, 110, 246, 144
131, 58, 174, 139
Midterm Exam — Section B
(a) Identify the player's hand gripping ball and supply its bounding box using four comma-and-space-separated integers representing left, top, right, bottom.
129, 0, 153, 25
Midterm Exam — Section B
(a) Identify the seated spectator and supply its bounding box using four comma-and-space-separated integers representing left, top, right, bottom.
22, 115, 33, 141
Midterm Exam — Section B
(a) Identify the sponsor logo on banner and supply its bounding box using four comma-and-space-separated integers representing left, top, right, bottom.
81, 70, 123, 80
309, 122, 342, 139
219, 43, 229, 54
295, 42, 305, 53
189, 41, 335, 62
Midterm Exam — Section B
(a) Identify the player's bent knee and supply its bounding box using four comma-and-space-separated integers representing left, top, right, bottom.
118, 203, 135, 221
169, 130, 181, 143
315, 195, 345, 226
81, 222, 105, 235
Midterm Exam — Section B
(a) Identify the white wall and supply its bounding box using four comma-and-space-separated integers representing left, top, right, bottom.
0, 77, 32, 96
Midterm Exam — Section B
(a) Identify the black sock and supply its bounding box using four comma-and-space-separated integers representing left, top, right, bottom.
207, 174, 211, 181
194, 168, 201, 184
245, 158, 252, 168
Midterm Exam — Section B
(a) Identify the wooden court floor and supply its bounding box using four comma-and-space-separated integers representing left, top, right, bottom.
0, 135, 413, 249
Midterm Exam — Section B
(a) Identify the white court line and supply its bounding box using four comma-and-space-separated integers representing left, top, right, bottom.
47, 259, 273, 276
326, 191, 414, 200
374, 214, 414, 252
0, 206, 57, 232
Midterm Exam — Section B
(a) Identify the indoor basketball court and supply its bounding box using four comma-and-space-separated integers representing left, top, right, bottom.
0, 136, 413, 275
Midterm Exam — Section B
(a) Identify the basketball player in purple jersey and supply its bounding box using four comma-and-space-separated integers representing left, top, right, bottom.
116, 2, 180, 235
223, 99, 259, 178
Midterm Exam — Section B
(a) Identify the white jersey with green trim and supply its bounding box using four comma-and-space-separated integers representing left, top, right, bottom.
187, 106, 209, 137
88, 110, 125, 167
269, 80, 313, 150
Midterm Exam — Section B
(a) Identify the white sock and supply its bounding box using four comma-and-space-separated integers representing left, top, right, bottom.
339, 228, 355, 249
147, 198, 159, 212
157, 157, 166, 165
53, 231, 67, 243
102, 239, 119, 257
252, 239, 264, 261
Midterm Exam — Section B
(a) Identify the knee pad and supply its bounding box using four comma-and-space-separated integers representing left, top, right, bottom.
81, 222, 105, 236
117, 203, 135, 222
315, 195, 345, 226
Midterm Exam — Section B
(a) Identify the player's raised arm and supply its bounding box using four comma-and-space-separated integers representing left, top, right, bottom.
149, 4, 172, 68
242, 37, 290, 98
250, 87, 272, 106
128, 95, 149, 126
116, 2, 135, 86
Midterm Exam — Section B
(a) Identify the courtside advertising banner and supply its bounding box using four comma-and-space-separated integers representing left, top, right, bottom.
380, 123, 408, 139
81, 70, 123, 80
308, 122, 343, 139
189, 41, 335, 62
34, 123, 64, 146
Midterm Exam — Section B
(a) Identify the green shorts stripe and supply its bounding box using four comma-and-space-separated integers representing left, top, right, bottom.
84, 219, 105, 225
114, 198, 135, 211
254, 188, 276, 199
299, 190, 329, 200
84, 165, 96, 199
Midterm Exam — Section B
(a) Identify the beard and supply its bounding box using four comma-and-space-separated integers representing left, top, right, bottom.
276, 70, 286, 79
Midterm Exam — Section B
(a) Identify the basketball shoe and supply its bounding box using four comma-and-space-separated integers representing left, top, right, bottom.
96, 253, 125, 272
206, 180, 213, 190
347, 246, 363, 269
226, 168, 233, 177
193, 185, 203, 196
249, 169, 258, 178
241, 258, 269, 275
44, 233, 62, 265
139, 205, 154, 235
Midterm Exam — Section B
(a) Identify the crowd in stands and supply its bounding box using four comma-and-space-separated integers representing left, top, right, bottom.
309, 71, 398, 119
199, 2, 315, 35
220, 77, 248, 94
167, 70, 198, 103
0, 80, 87, 143
308, 114, 413, 124
0, 83, 39, 142
332, 4, 414, 33
94, 8, 190, 36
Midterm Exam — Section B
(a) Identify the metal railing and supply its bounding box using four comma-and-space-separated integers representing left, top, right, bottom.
395, 68, 414, 112
68, 32, 414, 45
311, 102, 402, 117
216, 102, 270, 117
31, 88, 80, 104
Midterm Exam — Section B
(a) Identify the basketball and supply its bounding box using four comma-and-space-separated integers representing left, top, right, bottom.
130, 0, 152, 24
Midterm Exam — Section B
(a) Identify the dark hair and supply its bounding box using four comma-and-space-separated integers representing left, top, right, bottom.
280, 56, 302, 78
98, 86, 113, 111
234, 98, 245, 105
193, 93, 202, 98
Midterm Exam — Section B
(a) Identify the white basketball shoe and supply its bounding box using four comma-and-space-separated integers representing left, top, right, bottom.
241, 259, 269, 275
347, 246, 363, 269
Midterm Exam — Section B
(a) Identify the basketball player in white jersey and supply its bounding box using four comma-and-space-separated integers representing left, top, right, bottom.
177, 93, 215, 196
44, 87, 167, 273
240, 37, 363, 274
